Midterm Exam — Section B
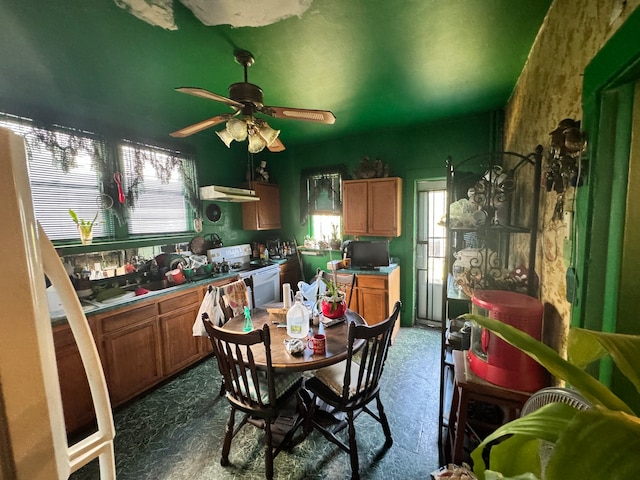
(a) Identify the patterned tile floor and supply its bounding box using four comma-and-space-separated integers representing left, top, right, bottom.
70, 326, 442, 480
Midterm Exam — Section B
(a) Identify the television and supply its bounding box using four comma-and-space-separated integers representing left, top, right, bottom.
349, 241, 390, 270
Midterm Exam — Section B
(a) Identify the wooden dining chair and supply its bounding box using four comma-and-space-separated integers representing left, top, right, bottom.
318, 268, 357, 308
303, 301, 402, 480
202, 320, 305, 480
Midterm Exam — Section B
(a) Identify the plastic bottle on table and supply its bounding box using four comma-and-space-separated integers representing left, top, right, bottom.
286, 291, 309, 339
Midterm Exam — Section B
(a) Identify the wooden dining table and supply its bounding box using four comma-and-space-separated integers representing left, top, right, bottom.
222, 305, 366, 372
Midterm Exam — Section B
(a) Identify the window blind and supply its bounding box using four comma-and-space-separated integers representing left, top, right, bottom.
0, 115, 106, 240
120, 143, 193, 235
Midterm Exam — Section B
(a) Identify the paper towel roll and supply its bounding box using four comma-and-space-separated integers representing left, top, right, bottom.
282, 283, 292, 308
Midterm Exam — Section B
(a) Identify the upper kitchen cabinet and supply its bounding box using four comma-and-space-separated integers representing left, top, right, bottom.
242, 182, 281, 230
343, 177, 402, 237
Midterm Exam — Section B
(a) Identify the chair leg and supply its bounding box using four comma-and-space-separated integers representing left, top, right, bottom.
219, 379, 226, 397
264, 420, 274, 480
376, 394, 393, 448
303, 393, 318, 436
221, 407, 236, 466
347, 411, 360, 480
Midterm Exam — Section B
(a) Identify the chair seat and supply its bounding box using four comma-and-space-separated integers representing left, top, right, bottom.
314, 360, 369, 399
232, 371, 302, 405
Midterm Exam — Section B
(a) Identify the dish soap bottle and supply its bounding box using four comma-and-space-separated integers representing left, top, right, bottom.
286, 291, 308, 339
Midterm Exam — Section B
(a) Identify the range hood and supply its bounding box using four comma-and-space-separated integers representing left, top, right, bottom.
199, 185, 260, 202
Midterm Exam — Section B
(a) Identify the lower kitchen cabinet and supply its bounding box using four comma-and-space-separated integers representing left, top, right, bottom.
353, 267, 401, 340
99, 303, 163, 406
53, 321, 97, 434
158, 289, 202, 376
279, 257, 301, 298
54, 276, 236, 434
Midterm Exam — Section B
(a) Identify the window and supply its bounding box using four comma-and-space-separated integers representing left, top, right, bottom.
301, 167, 346, 244
0, 114, 108, 240
0, 113, 199, 242
120, 141, 197, 235
312, 214, 342, 244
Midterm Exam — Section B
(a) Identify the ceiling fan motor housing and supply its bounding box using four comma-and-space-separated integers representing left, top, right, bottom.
229, 82, 264, 107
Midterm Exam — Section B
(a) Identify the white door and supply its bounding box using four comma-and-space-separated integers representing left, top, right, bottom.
415, 180, 447, 326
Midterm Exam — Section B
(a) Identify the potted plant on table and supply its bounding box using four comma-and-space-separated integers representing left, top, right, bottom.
463, 313, 640, 480
69, 209, 98, 245
320, 276, 347, 319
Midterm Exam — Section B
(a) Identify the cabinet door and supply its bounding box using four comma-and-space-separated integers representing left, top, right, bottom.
242, 182, 281, 230
100, 305, 162, 406
355, 275, 388, 326
279, 258, 301, 298
343, 180, 369, 235
53, 322, 96, 434
367, 178, 402, 237
158, 291, 202, 376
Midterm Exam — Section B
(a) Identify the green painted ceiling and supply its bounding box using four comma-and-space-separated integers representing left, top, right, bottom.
0, 0, 552, 149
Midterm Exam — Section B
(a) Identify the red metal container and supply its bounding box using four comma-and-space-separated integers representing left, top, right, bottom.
468, 290, 545, 392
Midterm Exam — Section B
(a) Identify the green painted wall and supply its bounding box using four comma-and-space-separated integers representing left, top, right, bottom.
273, 112, 496, 326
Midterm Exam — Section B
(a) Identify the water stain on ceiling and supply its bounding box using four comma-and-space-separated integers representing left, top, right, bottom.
115, 0, 314, 30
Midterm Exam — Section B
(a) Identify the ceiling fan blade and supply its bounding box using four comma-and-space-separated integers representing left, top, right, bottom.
175, 87, 244, 109
170, 114, 230, 138
261, 106, 336, 124
268, 137, 286, 152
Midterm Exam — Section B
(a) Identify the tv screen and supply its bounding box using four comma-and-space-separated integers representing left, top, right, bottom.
349, 241, 390, 269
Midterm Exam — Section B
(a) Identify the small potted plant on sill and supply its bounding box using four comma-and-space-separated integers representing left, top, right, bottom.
69, 209, 98, 245
329, 224, 342, 251
320, 276, 346, 319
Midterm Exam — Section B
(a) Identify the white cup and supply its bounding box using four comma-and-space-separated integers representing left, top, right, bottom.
283, 283, 293, 308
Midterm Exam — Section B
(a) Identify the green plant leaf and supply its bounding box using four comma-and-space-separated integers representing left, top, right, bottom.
485, 472, 540, 480
68, 208, 79, 225
463, 315, 633, 414
569, 328, 640, 397
471, 402, 577, 478
566, 328, 607, 369
546, 406, 640, 479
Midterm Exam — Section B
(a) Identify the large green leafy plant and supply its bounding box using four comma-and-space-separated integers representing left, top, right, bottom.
463, 314, 640, 480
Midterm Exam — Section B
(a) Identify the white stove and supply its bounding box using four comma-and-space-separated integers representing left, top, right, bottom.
206, 244, 281, 306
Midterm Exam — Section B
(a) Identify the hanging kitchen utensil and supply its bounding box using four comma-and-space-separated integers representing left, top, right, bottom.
113, 172, 126, 204
96, 193, 114, 210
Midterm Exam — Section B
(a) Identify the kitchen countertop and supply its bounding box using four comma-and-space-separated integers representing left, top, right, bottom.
50, 271, 239, 325
335, 263, 399, 276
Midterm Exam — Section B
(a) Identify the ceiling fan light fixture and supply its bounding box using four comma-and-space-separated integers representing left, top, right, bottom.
216, 128, 234, 147
247, 129, 266, 153
258, 122, 280, 146
226, 117, 248, 141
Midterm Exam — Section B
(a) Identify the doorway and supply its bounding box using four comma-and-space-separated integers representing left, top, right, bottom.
415, 180, 447, 327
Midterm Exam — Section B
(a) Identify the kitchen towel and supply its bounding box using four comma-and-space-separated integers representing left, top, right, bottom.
221, 279, 250, 318
193, 286, 225, 336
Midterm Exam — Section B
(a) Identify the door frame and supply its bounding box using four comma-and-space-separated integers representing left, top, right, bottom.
576, 7, 640, 400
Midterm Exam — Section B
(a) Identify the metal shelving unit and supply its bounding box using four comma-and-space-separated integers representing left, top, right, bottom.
437, 145, 543, 464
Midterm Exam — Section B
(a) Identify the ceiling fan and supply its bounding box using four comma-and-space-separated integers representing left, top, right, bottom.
170, 49, 336, 153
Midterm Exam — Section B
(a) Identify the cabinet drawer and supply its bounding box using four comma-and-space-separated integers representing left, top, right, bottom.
158, 290, 200, 314
101, 304, 157, 333
356, 275, 387, 290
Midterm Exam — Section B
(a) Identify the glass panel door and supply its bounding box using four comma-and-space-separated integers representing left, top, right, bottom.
416, 180, 447, 326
